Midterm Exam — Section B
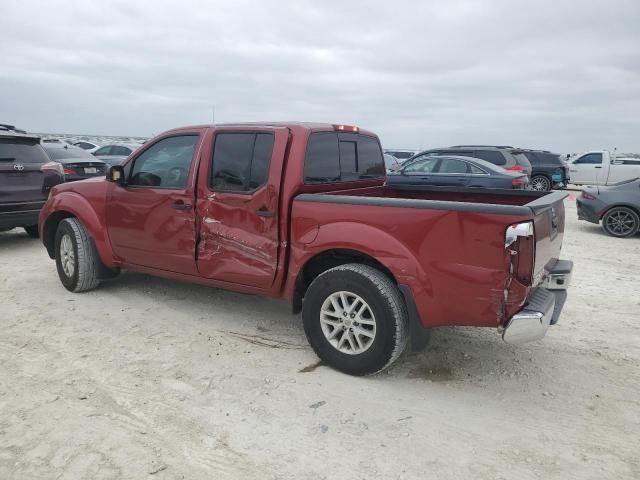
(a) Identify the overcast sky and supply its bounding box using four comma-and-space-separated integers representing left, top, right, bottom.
1, 0, 639, 153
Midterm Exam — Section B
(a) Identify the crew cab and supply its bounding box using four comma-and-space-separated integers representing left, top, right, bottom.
569, 150, 640, 186
39, 123, 573, 375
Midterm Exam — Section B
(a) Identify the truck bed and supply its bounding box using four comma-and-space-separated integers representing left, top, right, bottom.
292, 185, 568, 328
302, 184, 566, 212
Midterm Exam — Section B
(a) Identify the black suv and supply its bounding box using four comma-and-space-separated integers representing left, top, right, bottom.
520, 150, 570, 191
417, 145, 533, 178
0, 125, 65, 237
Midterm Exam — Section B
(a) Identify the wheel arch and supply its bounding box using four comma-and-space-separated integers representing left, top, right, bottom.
600, 203, 640, 219
42, 192, 116, 266
291, 248, 396, 315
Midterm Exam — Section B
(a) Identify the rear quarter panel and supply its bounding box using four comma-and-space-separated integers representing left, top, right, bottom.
288, 198, 533, 328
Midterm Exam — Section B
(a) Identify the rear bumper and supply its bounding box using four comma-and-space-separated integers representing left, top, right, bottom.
0, 201, 45, 229
576, 199, 601, 224
503, 260, 573, 344
0, 211, 40, 229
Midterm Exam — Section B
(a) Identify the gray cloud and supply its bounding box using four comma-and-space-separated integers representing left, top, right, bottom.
1, 0, 639, 152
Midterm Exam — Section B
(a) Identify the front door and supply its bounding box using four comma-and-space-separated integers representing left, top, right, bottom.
106, 133, 202, 274
195, 127, 288, 289
569, 152, 603, 185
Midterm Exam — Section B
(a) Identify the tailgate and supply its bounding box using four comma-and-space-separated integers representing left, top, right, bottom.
526, 191, 568, 284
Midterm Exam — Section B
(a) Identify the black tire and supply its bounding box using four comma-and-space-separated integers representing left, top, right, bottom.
54, 218, 101, 292
23, 225, 39, 238
530, 175, 551, 192
601, 207, 640, 238
302, 263, 408, 376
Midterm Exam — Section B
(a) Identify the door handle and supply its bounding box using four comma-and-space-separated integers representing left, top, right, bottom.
256, 209, 274, 218
594, 166, 602, 169
171, 202, 192, 210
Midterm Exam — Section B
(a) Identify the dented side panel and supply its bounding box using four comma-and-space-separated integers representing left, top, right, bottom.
195, 127, 289, 289
288, 199, 533, 328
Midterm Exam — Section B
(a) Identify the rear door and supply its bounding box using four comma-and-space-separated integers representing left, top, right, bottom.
0, 137, 51, 204
195, 127, 289, 289
428, 157, 471, 187
569, 153, 603, 185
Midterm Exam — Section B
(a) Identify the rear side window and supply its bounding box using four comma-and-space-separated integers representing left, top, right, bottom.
211, 132, 274, 192
537, 152, 561, 164
523, 152, 540, 164
112, 146, 132, 156
470, 150, 506, 166
304, 132, 385, 183
0, 139, 50, 164
437, 158, 469, 174
94, 146, 112, 156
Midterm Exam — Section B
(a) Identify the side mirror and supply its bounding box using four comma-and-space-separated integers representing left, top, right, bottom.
107, 165, 126, 185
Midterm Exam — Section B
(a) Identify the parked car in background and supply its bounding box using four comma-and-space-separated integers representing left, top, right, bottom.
383, 153, 401, 172
74, 141, 101, 152
520, 149, 570, 191
0, 126, 64, 237
387, 155, 529, 189
39, 122, 572, 376
418, 145, 533, 177
568, 150, 640, 186
92, 143, 141, 166
577, 178, 640, 237
41, 144, 107, 182
384, 149, 417, 161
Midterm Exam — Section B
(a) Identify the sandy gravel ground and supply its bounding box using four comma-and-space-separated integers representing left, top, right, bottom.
1, 197, 639, 480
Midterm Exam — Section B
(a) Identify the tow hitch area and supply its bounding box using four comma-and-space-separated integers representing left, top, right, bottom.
503, 260, 573, 344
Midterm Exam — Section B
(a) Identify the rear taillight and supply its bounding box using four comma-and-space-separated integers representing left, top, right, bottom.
63, 167, 78, 176
505, 221, 535, 285
40, 161, 64, 176
511, 177, 526, 188
505, 164, 525, 172
581, 191, 597, 200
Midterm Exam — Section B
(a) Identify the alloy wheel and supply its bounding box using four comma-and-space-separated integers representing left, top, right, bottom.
320, 291, 376, 355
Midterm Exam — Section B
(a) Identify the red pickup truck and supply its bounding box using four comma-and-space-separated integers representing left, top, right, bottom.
39, 123, 573, 375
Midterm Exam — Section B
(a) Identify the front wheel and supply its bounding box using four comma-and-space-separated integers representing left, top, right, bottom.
530, 175, 551, 192
602, 207, 640, 238
54, 218, 101, 292
302, 264, 408, 376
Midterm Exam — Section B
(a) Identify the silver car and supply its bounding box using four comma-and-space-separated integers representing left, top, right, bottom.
92, 142, 141, 166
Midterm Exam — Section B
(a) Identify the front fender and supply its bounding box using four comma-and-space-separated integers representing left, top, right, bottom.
40, 192, 117, 267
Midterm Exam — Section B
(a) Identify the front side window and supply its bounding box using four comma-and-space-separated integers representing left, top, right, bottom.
575, 153, 603, 165
210, 132, 274, 192
403, 156, 440, 174
304, 132, 385, 183
129, 135, 198, 188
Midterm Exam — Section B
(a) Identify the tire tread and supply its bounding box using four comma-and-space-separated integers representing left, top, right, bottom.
309, 263, 409, 374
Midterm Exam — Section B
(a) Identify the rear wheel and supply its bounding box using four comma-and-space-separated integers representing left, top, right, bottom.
23, 225, 39, 238
54, 218, 101, 292
602, 207, 640, 238
302, 264, 408, 376
530, 175, 551, 192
